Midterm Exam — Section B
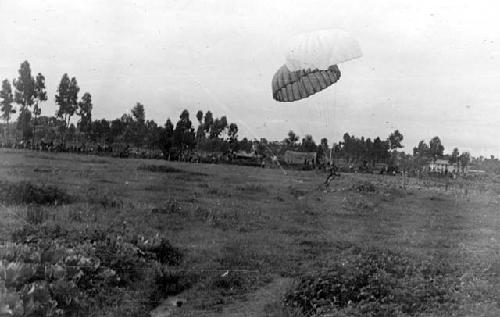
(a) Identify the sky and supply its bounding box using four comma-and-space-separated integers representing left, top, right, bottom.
1, 0, 500, 157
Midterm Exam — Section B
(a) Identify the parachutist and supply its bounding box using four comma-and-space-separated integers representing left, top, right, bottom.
324, 162, 340, 190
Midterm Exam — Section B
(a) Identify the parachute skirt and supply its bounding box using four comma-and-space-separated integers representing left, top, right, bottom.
272, 64, 341, 102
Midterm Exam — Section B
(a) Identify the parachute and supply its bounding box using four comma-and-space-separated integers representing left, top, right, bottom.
272, 29, 362, 102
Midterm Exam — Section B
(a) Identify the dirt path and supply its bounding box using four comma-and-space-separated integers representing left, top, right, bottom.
151, 276, 292, 317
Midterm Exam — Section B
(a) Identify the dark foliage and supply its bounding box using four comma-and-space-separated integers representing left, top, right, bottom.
5, 223, 186, 316
284, 248, 460, 316
0, 180, 72, 205
138, 164, 207, 176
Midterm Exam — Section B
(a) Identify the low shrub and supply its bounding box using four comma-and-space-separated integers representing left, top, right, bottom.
284, 248, 460, 317
138, 164, 206, 176
236, 183, 269, 194
1, 223, 186, 316
352, 181, 376, 193
0, 181, 72, 205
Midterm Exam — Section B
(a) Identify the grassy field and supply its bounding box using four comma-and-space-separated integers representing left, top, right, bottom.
1, 149, 500, 316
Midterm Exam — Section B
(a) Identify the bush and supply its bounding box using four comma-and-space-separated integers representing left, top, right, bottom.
352, 181, 376, 192
1, 223, 186, 316
284, 248, 460, 317
138, 238, 183, 266
0, 181, 72, 205
138, 164, 206, 176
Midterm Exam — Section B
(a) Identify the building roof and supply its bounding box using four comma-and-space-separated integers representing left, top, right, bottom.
434, 159, 450, 165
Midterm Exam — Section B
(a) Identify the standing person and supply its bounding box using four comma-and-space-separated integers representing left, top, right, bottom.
324, 162, 340, 189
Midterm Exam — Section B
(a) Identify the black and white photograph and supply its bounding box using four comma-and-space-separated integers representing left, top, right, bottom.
1, 1, 500, 316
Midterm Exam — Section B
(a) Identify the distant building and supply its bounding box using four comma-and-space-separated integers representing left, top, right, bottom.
283, 150, 316, 165
426, 159, 468, 174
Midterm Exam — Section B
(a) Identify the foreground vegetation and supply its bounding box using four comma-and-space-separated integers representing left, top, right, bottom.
1, 150, 500, 316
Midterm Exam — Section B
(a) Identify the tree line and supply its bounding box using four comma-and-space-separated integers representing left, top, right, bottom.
281, 129, 404, 165
0, 61, 252, 158
1, 60, 472, 166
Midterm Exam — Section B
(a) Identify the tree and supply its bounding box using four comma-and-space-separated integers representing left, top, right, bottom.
130, 102, 147, 146
32, 73, 47, 144
196, 110, 203, 124
300, 134, 317, 152
110, 118, 125, 142
119, 113, 135, 143
13, 61, 36, 141
228, 123, 238, 140
459, 152, 471, 168
372, 137, 389, 163
414, 140, 430, 157
91, 119, 111, 143
203, 111, 214, 137
131, 102, 145, 123
55, 74, 80, 129
77, 92, 93, 137
450, 147, 460, 164
173, 110, 195, 155
218, 116, 228, 138
159, 119, 174, 158
286, 130, 299, 147
16, 110, 33, 142
145, 120, 161, 150
0, 79, 16, 143
388, 129, 404, 149
429, 136, 444, 159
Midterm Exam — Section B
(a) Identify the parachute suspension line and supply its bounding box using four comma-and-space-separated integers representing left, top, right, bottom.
187, 74, 290, 177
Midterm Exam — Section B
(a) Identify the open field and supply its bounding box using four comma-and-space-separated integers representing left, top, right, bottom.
1, 149, 500, 316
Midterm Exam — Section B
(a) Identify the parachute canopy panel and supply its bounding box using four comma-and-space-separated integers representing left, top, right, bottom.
272, 65, 341, 102
285, 29, 363, 72
272, 29, 362, 102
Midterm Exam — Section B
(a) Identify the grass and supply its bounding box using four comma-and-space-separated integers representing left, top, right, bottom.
138, 163, 207, 176
284, 247, 462, 316
1, 150, 500, 316
0, 180, 72, 205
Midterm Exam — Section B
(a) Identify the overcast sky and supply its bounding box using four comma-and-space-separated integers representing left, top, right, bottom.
1, 0, 499, 157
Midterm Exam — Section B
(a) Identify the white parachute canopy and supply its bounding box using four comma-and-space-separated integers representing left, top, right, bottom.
285, 29, 362, 72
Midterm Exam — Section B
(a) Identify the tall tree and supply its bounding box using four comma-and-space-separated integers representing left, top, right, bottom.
55, 74, 80, 128
388, 129, 404, 149
450, 147, 460, 164
32, 73, 47, 144
173, 110, 195, 154
414, 140, 430, 157
227, 122, 239, 151
228, 123, 238, 140
196, 110, 203, 124
203, 111, 214, 137
131, 102, 146, 145
91, 119, 111, 143
55, 74, 80, 144
159, 119, 174, 158
210, 116, 228, 139
110, 118, 125, 142
77, 92, 93, 137
429, 136, 444, 159
459, 152, 471, 168
0, 79, 16, 143
145, 120, 160, 150
286, 130, 299, 147
300, 134, 317, 152
131, 102, 145, 123
13, 61, 36, 141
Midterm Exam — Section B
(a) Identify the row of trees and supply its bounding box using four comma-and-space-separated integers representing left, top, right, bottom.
413, 137, 470, 166
0, 61, 93, 145
0, 61, 474, 166
0, 61, 250, 158
283, 129, 404, 164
